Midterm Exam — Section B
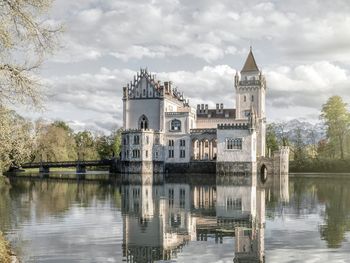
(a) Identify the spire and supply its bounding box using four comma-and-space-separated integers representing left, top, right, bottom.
241, 47, 259, 73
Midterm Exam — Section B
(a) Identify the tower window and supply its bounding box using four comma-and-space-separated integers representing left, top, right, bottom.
180, 149, 186, 158
170, 119, 181, 131
168, 149, 174, 158
244, 95, 246, 102
133, 135, 140, 145
226, 138, 242, 150
168, 140, 174, 147
251, 95, 254, 102
139, 115, 148, 130
180, 139, 186, 147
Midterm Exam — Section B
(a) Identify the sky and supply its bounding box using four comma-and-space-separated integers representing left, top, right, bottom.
22, 0, 350, 134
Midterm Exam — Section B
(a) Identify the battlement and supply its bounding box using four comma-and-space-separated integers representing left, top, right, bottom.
278, 146, 290, 155
217, 123, 250, 130
165, 112, 188, 116
122, 128, 162, 134
190, 128, 217, 134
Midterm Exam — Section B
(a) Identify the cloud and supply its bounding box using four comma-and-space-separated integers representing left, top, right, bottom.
32, 60, 350, 133
17, 0, 350, 131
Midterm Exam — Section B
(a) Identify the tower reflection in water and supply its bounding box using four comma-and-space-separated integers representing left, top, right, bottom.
121, 173, 288, 262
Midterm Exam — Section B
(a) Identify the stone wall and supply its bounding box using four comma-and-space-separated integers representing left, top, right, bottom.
120, 161, 164, 174
165, 161, 216, 174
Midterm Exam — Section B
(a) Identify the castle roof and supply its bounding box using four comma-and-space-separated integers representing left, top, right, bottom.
241, 47, 259, 73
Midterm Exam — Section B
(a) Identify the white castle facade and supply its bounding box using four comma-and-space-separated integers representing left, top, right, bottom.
121, 48, 289, 176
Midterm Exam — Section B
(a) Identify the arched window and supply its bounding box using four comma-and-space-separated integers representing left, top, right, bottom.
139, 115, 148, 130
170, 119, 181, 131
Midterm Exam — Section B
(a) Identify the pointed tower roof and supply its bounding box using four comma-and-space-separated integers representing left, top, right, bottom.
241, 47, 259, 73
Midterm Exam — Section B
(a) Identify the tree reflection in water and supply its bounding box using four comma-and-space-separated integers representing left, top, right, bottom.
1, 173, 350, 262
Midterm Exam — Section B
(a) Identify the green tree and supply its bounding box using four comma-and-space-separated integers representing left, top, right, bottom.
95, 128, 122, 159
266, 123, 279, 155
292, 126, 307, 164
321, 96, 350, 159
75, 131, 98, 160
35, 121, 77, 162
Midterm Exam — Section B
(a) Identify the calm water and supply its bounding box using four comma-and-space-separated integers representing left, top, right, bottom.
1, 173, 350, 262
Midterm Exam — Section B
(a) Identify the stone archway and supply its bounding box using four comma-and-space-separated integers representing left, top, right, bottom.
260, 164, 268, 184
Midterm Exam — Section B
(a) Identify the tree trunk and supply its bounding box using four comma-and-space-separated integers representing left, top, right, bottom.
339, 135, 344, 160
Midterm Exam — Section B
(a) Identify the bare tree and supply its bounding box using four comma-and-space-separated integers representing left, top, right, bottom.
0, 0, 61, 107
0, 0, 61, 172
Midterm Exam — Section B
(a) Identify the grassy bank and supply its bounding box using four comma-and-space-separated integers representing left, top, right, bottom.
0, 232, 11, 263
290, 159, 350, 173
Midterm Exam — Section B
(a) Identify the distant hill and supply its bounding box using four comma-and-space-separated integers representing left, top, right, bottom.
270, 119, 326, 145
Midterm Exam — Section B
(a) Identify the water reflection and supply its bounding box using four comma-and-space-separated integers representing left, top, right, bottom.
3, 174, 350, 262
121, 175, 269, 263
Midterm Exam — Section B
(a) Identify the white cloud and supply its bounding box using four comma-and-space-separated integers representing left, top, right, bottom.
16, 0, 350, 130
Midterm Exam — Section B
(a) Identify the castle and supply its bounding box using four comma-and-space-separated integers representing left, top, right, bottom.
121, 48, 289, 178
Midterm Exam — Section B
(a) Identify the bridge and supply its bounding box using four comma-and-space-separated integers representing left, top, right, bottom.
18, 159, 116, 174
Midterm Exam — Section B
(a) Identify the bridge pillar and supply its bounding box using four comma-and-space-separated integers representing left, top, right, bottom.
76, 164, 86, 174
39, 166, 50, 174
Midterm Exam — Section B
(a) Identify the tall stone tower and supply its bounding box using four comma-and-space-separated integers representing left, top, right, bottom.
235, 48, 266, 157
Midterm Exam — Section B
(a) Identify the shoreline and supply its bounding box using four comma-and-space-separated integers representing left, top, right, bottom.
289, 172, 350, 178
0, 232, 19, 263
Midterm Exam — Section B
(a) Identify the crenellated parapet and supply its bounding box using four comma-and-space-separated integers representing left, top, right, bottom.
122, 128, 162, 134
217, 123, 250, 130
190, 128, 217, 134
278, 146, 290, 155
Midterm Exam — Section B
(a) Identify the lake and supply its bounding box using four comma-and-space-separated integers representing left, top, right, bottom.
1, 173, 350, 262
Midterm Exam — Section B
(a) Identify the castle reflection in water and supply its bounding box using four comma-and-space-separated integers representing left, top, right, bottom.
121, 171, 289, 263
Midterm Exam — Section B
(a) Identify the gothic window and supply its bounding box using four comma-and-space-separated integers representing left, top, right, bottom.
251, 95, 254, 102
139, 115, 148, 130
180, 139, 186, 147
145, 150, 148, 158
180, 189, 185, 208
244, 95, 246, 102
169, 189, 174, 206
226, 138, 242, 150
146, 136, 149, 144
226, 198, 242, 210
171, 119, 181, 131
132, 149, 140, 158
180, 149, 186, 158
133, 135, 140, 145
